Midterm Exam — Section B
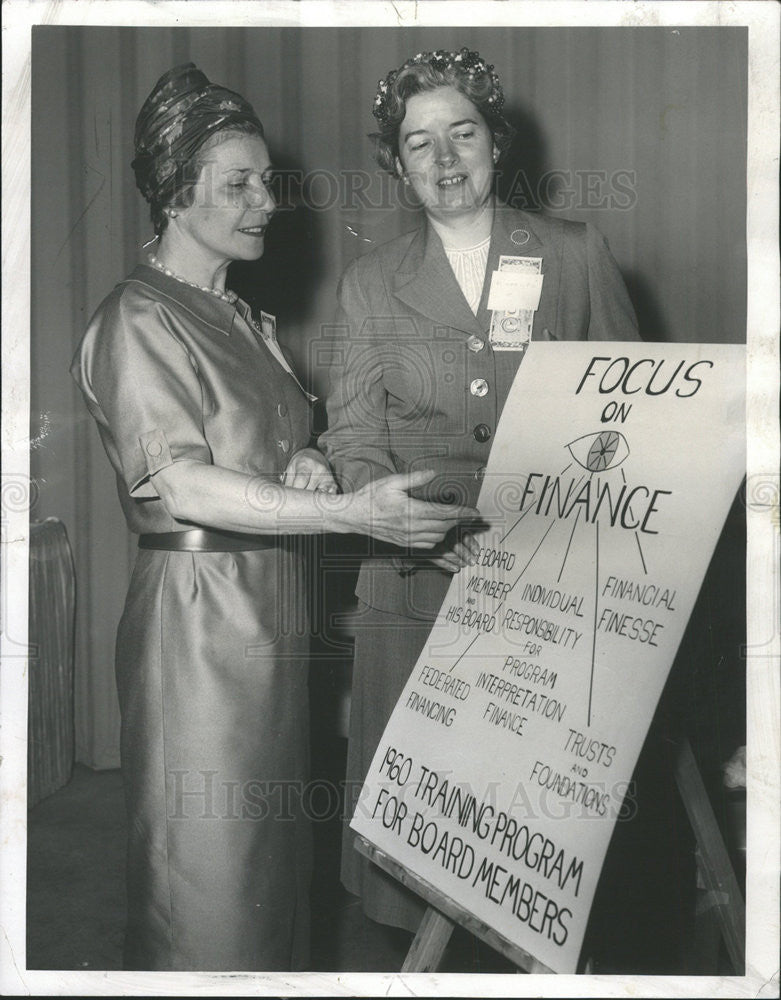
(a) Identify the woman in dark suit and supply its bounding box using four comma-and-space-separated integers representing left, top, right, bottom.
321, 48, 640, 937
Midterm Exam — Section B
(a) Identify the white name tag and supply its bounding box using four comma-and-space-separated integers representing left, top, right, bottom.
260, 310, 277, 341
254, 309, 317, 402
487, 270, 544, 312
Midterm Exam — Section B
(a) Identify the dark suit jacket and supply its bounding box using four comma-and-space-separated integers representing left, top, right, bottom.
321, 204, 639, 620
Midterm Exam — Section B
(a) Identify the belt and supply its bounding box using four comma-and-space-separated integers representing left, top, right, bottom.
138, 528, 276, 552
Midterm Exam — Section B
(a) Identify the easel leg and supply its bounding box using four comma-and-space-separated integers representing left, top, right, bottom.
354, 837, 553, 973
400, 904, 551, 973
400, 906, 455, 972
673, 738, 745, 973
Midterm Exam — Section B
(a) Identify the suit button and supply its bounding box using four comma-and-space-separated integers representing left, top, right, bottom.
277, 402, 288, 417
470, 378, 489, 397
278, 439, 290, 453
466, 335, 485, 353
473, 424, 491, 443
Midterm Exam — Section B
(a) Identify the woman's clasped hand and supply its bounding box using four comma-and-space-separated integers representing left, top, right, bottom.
281, 446, 339, 492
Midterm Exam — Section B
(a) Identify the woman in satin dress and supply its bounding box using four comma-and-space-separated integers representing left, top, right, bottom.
71, 63, 472, 972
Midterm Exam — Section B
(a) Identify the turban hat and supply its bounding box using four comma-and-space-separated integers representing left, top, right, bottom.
132, 63, 264, 206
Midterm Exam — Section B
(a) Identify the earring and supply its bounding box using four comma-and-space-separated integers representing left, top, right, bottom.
402, 173, 410, 186
166, 208, 178, 219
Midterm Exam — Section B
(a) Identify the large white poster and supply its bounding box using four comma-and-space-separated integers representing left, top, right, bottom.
350, 341, 746, 973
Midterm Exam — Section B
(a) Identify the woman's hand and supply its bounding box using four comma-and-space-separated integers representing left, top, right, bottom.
345, 470, 479, 548
281, 448, 338, 493
427, 529, 480, 573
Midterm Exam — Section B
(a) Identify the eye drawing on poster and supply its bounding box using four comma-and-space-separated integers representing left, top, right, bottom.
567, 431, 630, 473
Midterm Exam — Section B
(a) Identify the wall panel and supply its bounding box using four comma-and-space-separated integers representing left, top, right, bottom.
30, 26, 747, 767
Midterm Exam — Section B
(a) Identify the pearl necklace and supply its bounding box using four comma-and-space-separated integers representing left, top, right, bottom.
147, 254, 238, 305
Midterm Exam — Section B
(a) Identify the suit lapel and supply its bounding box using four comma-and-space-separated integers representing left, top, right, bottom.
392, 223, 484, 336
391, 205, 556, 338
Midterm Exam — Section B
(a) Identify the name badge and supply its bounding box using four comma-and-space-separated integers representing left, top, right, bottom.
487, 270, 544, 312
260, 310, 277, 342
254, 309, 317, 403
489, 255, 543, 351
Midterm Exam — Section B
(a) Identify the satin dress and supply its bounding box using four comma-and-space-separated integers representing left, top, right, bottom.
72, 264, 313, 971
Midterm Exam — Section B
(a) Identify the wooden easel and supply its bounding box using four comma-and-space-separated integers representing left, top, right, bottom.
673, 738, 745, 974
356, 737, 745, 974
354, 836, 552, 974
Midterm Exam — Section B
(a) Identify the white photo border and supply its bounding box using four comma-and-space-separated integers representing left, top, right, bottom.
2, 2, 778, 996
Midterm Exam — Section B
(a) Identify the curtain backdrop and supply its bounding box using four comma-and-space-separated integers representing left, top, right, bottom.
30, 25, 747, 768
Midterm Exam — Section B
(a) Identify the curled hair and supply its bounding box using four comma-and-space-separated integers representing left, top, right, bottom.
148, 121, 263, 236
371, 49, 515, 176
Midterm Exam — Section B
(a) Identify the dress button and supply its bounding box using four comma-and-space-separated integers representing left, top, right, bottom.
470, 378, 489, 397
277, 402, 288, 417
278, 439, 290, 453
146, 440, 163, 457
474, 465, 487, 480
473, 424, 491, 443
466, 335, 485, 353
